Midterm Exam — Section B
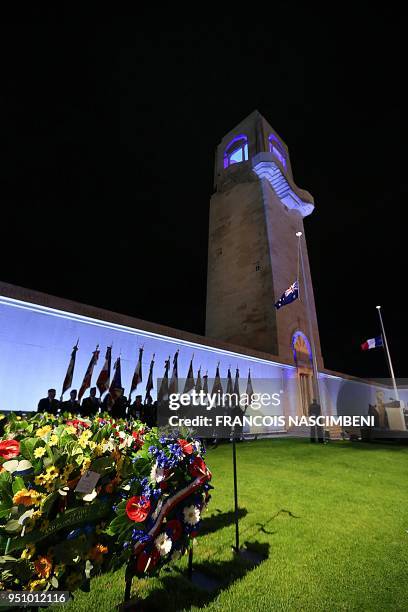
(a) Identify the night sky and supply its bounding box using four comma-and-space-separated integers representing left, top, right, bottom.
1, 14, 406, 380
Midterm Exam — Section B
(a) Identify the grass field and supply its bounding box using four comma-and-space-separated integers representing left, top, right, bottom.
55, 438, 408, 611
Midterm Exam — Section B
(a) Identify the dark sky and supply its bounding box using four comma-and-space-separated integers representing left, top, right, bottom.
1, 13, 407, 380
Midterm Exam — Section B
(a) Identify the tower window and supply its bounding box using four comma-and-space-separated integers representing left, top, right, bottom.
224, 134, 249, 169
268, 134, 286, 170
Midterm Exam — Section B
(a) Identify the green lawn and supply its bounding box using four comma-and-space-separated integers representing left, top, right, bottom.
55, 439, 408, 611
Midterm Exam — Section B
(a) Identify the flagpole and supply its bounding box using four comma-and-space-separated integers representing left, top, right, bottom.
376, 305, 399, 401
296, 232, 323, 414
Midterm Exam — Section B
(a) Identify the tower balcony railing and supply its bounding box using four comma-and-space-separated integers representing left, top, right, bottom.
252, 152, 315, 217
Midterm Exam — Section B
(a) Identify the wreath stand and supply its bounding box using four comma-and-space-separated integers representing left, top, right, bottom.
231, 434, 266, 565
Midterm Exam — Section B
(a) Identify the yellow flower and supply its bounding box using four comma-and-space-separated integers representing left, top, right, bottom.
16, 416, 22, 421
94, 443, 104, 457
88, 543, 108, 563
79, 436, 89, 449
35, 474, 47, 487
88, 440, 96, 450
0, 414, 5, 421
46, 466, 59, 479
81, 458, 91, 471
34, 555, 52, 578
49, 434, 58, 447
61, 464, 74, 482
65, 425, 76, 435
27, 578, 47, 591
36, 425, 52, 438
34, 446, 46, 459
21, 544, 36, 559
24, 510, 42, 533
13, 488, 42, 507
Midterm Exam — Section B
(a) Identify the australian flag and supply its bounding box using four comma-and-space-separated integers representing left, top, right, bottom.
275, 280, 299, 310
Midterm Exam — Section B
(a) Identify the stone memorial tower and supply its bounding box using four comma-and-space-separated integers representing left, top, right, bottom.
206, 111, 323, 402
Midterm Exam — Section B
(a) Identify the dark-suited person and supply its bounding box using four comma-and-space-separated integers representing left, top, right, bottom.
38, 389, 60, 415
130, 395, 143, 421
141, 396, 156, 427
112, 389, 128, 420
81, 387, 100, 418
101, 392, 113, 414
62, 390, 80, 413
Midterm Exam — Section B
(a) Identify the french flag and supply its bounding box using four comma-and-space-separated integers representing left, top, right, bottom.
361, 336, 383, 351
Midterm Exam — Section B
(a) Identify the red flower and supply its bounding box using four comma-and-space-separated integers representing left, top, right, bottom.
0, 439, 20, 460
126, 496, 151, 522
178, 439, 194, 454
166, 519, 183, 541
66, 419, 89, 429
136, 547, 160, 574
189, 457, 207, 478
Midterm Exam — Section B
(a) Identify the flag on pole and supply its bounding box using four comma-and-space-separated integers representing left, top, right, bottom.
361, 336, 383, 351
183, 356, 195, 394
145, 354, 155, 403
202, 371, 209, 408
274, 280, 299, 310
245, 369, 254, 410
233, 368, 240, 398
158, 358, 170, 403
203, 372, 209, 395
61, 340, 79, 398
129, 347, 143, 399
78, 345, 100, 401
211, 363, 223, 404
109, 357, 122, 402
96, 346, 112, 396
226, 367, 233, 395
195, 367, 202, 394
169, 350, 179, 396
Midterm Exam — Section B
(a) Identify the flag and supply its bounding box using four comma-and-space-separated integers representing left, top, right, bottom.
202, 371, 209, 408
361, 336, 383, 351
109, 357, 122, 401
158, 358, 170, 403
61, 340, 79, 397
195, 367, 202, 394
78, 345, 100, 401
169, 350, 179, 396
96, 346, 112, 396
211, 363, 223, 405
245, 369, 254, 409
129, 347, 143, 399
275, 280, 299, 310
203, 372, 209, 395
183, 356, 195, 394
233, 368, 240, 398
145, 354, 155, 403
226, 367, 233, 395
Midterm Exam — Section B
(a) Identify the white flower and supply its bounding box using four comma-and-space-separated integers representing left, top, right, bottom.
150, 463, 166, 483
183, 505, 200, 526
18, 508, 35, 525
154, 532, 172, 556
3, 459, 32, 474
82, 489, 98, 502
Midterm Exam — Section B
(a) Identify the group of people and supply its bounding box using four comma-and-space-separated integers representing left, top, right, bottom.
37, 388, 158, 427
